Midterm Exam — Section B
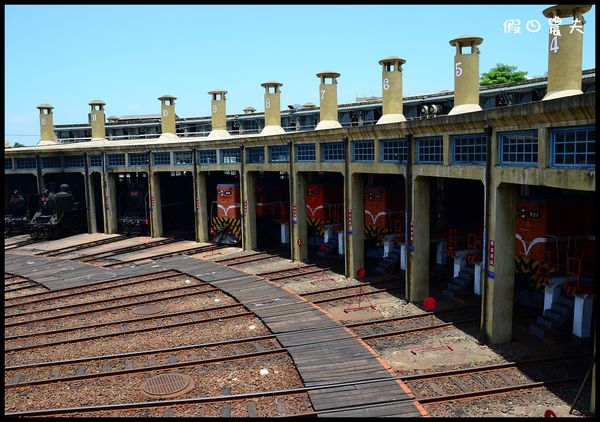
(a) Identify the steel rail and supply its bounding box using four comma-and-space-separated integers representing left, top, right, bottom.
4, 285, 224, 339
4, 270, 179, 311
37, 235, 127, 256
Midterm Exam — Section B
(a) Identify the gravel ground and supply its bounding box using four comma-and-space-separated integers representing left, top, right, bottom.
5, 315, 270, 367
54, 394, 313, 417
5, 289, 238, 338
5, 354, 303, 412
5, 286, 48, 299
6, 274, 201, 314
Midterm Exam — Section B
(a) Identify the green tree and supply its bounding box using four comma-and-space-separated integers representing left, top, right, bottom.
13, 142, 25, 148
480, 63, 528, 86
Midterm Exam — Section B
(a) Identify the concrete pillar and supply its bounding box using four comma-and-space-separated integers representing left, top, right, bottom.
409, 176, 430, 302
346, 173, 365, 279
104, 173, 119, 234
572, 294, 593, 338
448, 35, 483, 115
484, 183, 517, 344
88, 100, 106, 140
242, 171, 257, 251
195, 171, 209, 242
377, 56, 407, 124
291, 172, 308, 262
542, 5, 591, 101
260, 81, 285, 135
208, 90, 231, 139
149, 172, 163, 237
315, 71, 342, 130
83, 155, 97, 233
37, 104, 58, 146
158, 95, 177, 135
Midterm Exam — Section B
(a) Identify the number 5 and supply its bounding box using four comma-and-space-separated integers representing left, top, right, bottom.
455, 62, 463, 77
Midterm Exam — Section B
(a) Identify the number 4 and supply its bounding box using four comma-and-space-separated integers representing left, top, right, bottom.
550, 36, 559, 54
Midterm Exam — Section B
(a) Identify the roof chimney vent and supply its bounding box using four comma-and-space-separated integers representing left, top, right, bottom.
542, 4, 591, 101
315, 71, 342, 130
376, 56, 407, 124
448, 35, 483, 115
260, 81, 285, 135
36, 104, 58, 146
208, 90, 231, 139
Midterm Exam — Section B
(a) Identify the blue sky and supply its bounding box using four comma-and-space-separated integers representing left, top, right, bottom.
5, 4, 596, 146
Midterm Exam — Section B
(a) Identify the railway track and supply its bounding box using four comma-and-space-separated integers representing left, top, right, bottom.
5, 238, 37, 250
99, 244, 227, 268
402, 353, 591, 405
5, 335, 284, 387
4, 302, 252, 352
213, 247, 289, 267
36, 235, 128, 257
5, 270, 179, 312
77, 237, 187, 263
257, 263, 344, 282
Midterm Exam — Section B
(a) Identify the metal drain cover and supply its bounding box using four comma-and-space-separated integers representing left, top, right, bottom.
130, 303, 166, 316
142, 373, 195, 398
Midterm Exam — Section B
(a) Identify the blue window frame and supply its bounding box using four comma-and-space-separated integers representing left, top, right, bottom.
352, 140, 374, 162
295, 144, 316, 162
107, 153, 126, 167
221, 148, 241, 164
246, 146, 265, 163
64, 155, 84, 168
380, 139, 407, 163
321, 142, 345, 162
269, 145, 289, 163
173, 151, 193, 165
15, 157, 37, 170
416, 136, 443, 163
451, 133, 486, 164
89, 155, 102, 167
42, 156, 62, 169
198, 149, 217, 165
152, 152, 171, 166
5, 158, 13, 170
128, 152, 148, 166
499, 131, 538, 166
551, 126, 595, 168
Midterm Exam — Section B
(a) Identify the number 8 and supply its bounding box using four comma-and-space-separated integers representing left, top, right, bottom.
265, 98, 271, 109
212, 104, 217, 113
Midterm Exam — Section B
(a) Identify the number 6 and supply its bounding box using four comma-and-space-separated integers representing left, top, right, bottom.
455, 62, 463, 77
383, 78, 390, 91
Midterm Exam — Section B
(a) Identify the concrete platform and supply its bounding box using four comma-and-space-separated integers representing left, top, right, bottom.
63, 235, 166, 257
4, 234, 31, 246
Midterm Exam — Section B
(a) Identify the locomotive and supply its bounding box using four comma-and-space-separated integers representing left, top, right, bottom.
305, 183, 343, 249
117, 183, 149, 236
515, 196, 595, 292
364, 185, 404, 247
210, 184, 242, 245
5, 190, 37, 236
28, 184, 86, 240
209, 182, 290, 245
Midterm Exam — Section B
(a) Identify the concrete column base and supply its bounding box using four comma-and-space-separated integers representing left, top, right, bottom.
573, 294, 593, 338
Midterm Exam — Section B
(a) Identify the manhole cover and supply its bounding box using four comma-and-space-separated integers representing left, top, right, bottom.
142, 373, 195, 399
130, 303, 166, 316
